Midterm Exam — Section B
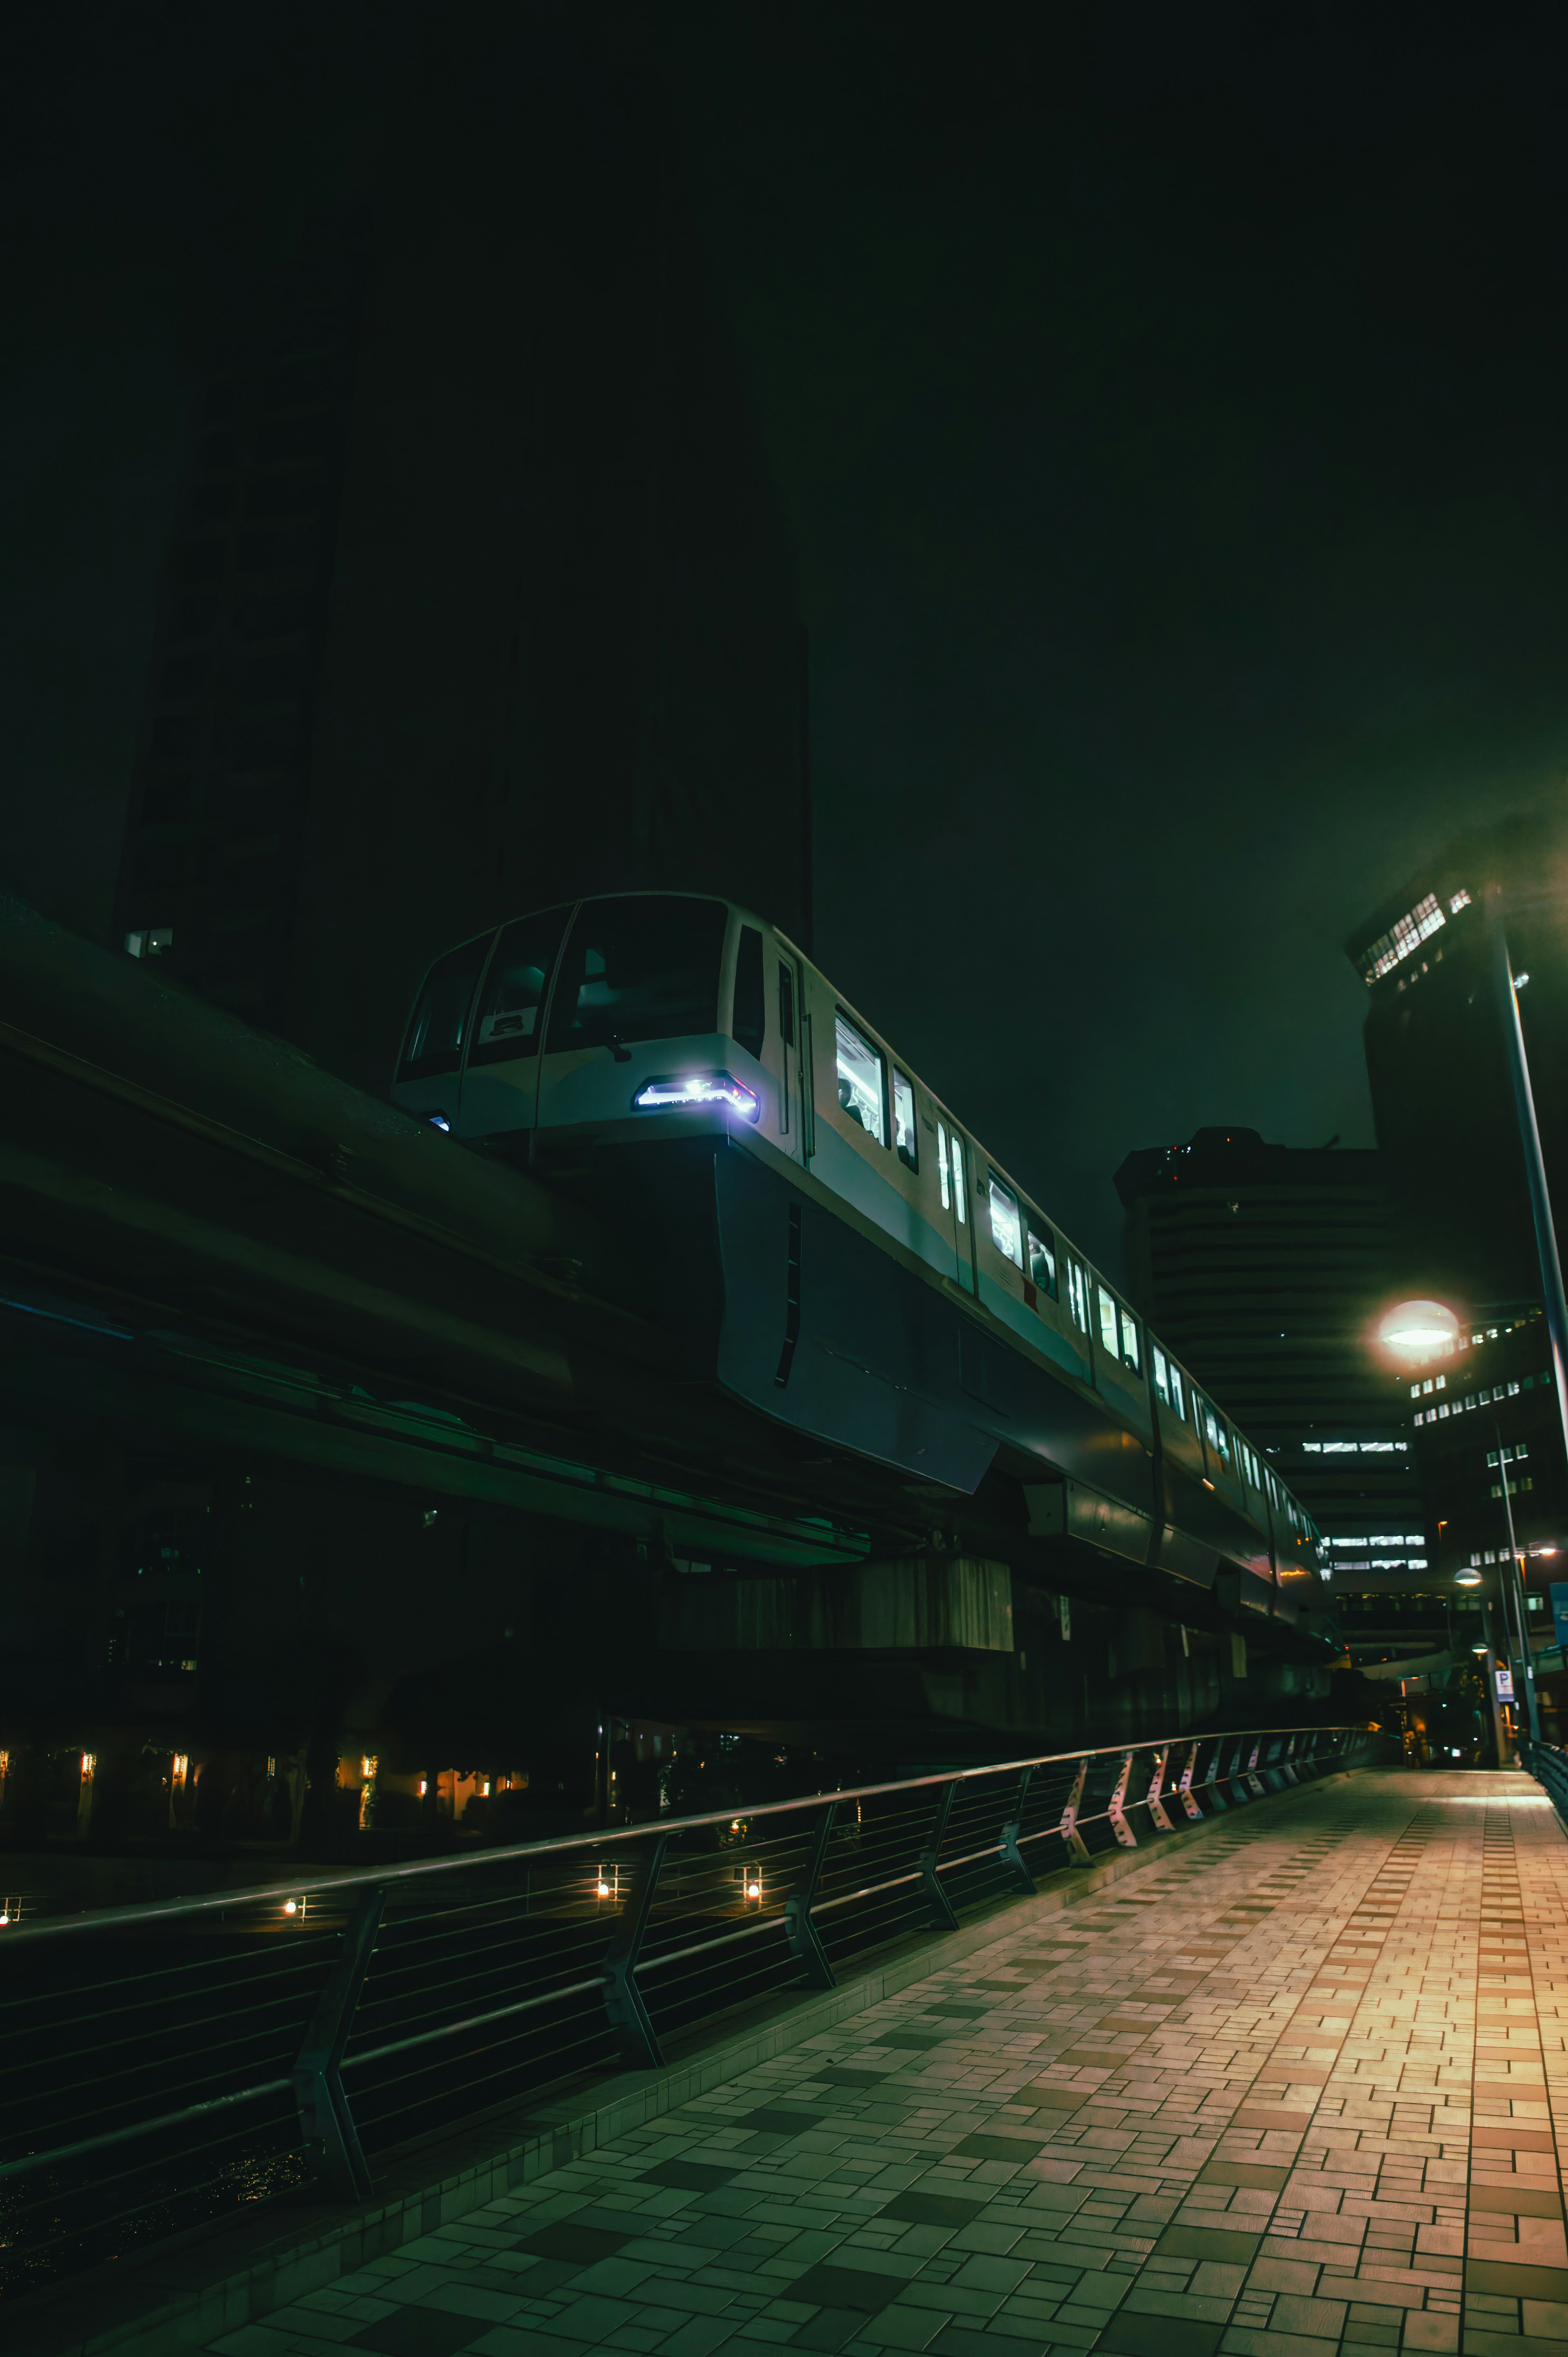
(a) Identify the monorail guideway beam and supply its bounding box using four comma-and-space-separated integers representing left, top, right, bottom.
0, 900, 1332, 1681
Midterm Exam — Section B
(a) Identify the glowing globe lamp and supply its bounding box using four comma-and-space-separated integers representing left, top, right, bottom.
1380, 1300, 1460, 1354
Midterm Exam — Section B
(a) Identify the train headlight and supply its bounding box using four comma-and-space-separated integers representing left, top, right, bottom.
634, 1072, 760, 1121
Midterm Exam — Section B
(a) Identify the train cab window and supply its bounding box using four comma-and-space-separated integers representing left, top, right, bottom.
892, 1071, 918, 1171
1119, 1308, 1141, 1372
835, 1012, 887, 1143
468, 907, 570, 1067
937, 1121, 951, 1208
546, 896, 727, 1053
733, 927, 766, 1057
1066, 1259, 1090, 1334
988, 1174, 1023, 1267
397, 933, 492, 1081
1027, 1226, 1057, 1297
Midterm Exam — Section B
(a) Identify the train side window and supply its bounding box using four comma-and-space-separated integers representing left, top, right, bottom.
1026, 1226, 1057, 1298
468, 907, 570, 1067
1097, 1286, 1119, 1356
987, 1174, 1022, 1267
777, 962, 795, 1047
1119, 1308, 1141, 1372
733, 927, 766, 1057
951, 1131, 967, 1222
1067, 1259, 1090, 1334
937, 1121, 951, 1209
397, 933, 493, 1080
892, 1071, 918, 1171
1202, 1403, 1232, 1467
835, 1011, 887, 1144
1152, 1344, 1170, 1405
1169, 1363, 1185, 1420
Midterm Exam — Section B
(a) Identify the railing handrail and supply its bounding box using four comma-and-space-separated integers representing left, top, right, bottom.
0, 1721, 1370, 1945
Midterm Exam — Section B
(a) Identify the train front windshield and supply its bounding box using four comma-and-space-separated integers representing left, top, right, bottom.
544, 897, 727, 1053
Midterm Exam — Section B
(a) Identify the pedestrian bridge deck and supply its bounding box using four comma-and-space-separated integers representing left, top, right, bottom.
209, 1770, 1568, 2357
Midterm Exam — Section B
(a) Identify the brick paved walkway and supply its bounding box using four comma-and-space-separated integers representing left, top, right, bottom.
208, 1770, 1568, 2357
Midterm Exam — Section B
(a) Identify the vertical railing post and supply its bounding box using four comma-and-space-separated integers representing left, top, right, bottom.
1244, 1737, 1265, 1797
1106, 1750, 1138, 1847
918, 1781, 960, 1931
999, 1766, 1035, 1893
1177, 1741, 1202, 1820
601, 1835, 668, 2069
1060, 1756, 1091, 1862
292, 1884, 384, 2201
784, 1801, 838, 1989
1144, 1746, 1173, 1833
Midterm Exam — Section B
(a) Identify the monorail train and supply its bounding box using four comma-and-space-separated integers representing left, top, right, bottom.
392, 892, 1324, 1621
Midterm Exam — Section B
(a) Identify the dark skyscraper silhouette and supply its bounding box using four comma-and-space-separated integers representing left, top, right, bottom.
111, 6, 804, 1092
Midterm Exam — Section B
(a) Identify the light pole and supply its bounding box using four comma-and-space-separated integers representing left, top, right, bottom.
1492, 896, 1568, 1478
1494, 1414, 1543, 1743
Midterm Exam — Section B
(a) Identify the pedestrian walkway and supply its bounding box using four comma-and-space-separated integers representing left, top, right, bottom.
207, 1770, 1568, 2357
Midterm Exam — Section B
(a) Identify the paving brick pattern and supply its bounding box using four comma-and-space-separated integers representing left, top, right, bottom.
203, 1770, 1568, 2357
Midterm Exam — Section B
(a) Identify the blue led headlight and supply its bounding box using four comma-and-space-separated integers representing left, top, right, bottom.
633, 1071, 760, 1121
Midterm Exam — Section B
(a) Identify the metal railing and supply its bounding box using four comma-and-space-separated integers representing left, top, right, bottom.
0, 1722, 1372, 2301
1519, 1735, 1568, 1828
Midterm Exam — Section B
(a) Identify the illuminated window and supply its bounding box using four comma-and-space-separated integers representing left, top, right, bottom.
834, 1012, 886, 1144
1066, 1259, 1090, 1334
950, 1131, 967, 1223
1119, 1308, 1140, 1371
937, 1122, 951, 1209
1153, 1344, 1171, 1405
989, 1175, 1023, 1267
1169, 1362, 1185, 1419
1027, 1226, 1057, 1298
1450, 888, 1471, 913
1098, 1286, 1119, 1356
892, 1071, 918, 1171
1358, 891, 1449, 985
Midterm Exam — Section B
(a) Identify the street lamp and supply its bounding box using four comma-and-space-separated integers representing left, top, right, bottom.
1380, 1301, 1461, 1355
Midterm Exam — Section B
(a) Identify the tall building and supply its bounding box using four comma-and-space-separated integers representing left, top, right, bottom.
110, 6, 805, 1093
1114, 1127, 1426, 1580
1345, 798, 1568, 1311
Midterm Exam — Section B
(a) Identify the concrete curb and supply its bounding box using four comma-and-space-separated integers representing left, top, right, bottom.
17, 1771, 1343, 2357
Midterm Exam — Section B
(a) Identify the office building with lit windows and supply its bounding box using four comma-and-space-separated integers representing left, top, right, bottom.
1114, 1127, 1427, 1580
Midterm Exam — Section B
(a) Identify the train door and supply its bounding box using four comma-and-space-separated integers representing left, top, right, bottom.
771, 943, 808, 1167
936, 1116, 977, 1293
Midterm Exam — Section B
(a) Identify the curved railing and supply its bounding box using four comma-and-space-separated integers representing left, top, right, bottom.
0, 1721, 1374, 2300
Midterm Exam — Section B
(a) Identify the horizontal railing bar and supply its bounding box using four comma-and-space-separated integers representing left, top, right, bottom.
636, 1915, 783, 1974
341, 1973, 607, 2069
0, 2076, 292, 2180
0, 1726, 1361, 1942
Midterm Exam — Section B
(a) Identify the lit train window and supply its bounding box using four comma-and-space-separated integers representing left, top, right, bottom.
937, 1122, 951, 1209
1119, 1309, 1140, 1372
546, 897, 726, 1053
469, 907, 570, 1067
398, 933, 492, 1081
1097, 1287, 1119, 1357
1152, 1345, 1170, 1404
951, 1131, 967, 1221
1066, 1259, 1089, 1334
1027, 1227, 1057, 1298
1168, 1363, 1185, 1418
892, 1071, 918, 1171
834, 1012, 886, 1143
988, 1175, 1022, 1268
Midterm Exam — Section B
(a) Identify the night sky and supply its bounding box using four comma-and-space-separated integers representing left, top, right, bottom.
8, 6, 1568, 1271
